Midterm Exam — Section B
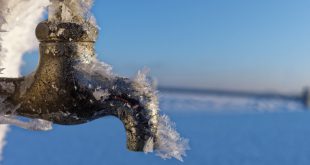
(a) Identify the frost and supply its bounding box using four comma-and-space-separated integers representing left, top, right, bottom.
0, 96, 7, 111
56, 28, 65, 36
0, 0, 49, 77
0, 125, 8, 161
80, 61, 190, 161
133, 69, 154, 95
49, 0, 95, 24
134, 70, 189, 161
132, 69, 159, 117
143, 137, 154, 154
51, 84, 59, 92
19, 72, 35, 96
0, 116, 53, 131
93, 87, 110, 101
0, 95, 21, 116
74, 57, 114, 80
0, 82, 15, 94
0, 98, 8, 162
154, 115, 190, 162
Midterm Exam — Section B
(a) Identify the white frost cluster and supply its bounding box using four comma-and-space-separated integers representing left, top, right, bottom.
143, 137, 154, 154
134, 70, 189, 161
93, 88, 110, 101
0, 0, 49, 77
0, 116, 52, 131
133, 69, 159, 116
75, 56, 114, 80
19, 72, 36, 96
49, 0, 95, 24
155, 115, 190, 162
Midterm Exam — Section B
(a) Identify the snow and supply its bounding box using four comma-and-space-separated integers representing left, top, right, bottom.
160, 92, 303, 113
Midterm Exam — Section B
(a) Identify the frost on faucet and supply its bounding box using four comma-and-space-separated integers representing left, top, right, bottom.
0, 116, 52, 131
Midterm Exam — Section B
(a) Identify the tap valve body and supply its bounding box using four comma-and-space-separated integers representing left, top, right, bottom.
0, 20, 158, 152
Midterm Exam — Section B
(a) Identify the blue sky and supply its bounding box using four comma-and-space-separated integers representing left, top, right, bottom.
23, 0, 310, 93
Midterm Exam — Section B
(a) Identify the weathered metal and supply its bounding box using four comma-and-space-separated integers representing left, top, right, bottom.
0, 20, 158, 151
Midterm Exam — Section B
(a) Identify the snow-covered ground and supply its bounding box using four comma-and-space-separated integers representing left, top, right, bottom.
2, 92, 310, 165
160, 92, 303, 113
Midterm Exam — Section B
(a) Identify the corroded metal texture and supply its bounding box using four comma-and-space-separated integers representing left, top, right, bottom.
0, 20, 158, 151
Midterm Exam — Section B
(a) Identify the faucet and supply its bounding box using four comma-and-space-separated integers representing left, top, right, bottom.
0, 10, 158, 152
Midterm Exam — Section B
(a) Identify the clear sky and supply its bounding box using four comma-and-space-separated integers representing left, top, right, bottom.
22, 0, 310, 93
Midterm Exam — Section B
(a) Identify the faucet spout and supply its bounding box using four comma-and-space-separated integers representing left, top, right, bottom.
95, 76, 158, 151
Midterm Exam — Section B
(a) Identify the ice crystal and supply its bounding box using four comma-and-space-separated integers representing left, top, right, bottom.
155, 115, 190, 162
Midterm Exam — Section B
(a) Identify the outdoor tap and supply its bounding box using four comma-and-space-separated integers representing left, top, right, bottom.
0, 19, 158, 151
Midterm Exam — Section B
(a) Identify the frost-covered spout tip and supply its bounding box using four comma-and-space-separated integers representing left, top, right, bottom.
133, 71, 190, 161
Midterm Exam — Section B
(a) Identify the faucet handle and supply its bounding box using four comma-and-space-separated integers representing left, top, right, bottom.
35, 21, 98, 43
